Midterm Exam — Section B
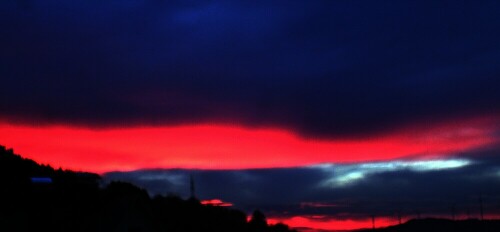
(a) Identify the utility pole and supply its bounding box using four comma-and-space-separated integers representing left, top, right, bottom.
190, 174, 196, 199
397, 210, 402, 225
479, 194, 484, 221
372, 215, 375, 230
451, 203, 456, 221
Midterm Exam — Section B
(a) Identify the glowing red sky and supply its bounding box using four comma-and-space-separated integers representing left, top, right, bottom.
0, 117, 497, 173
268, 216, 395, 231
267, 214, 500, 231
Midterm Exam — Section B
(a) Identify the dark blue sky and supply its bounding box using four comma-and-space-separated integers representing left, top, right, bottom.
1, 0, 500, 138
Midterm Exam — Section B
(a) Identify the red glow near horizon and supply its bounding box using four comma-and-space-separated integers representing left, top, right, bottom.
200, 199, 233, 207
268, 215, 395, 231
268, 214, 500, 231
0, 117, 498, 173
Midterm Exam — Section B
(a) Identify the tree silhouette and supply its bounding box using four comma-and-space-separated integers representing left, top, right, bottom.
0, 145, 298, 232
249, 210, 268, 232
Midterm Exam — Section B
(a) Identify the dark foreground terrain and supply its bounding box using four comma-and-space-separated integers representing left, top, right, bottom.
356, 218, 500, 232
0, 145, 295, 232
4, 144, 500, 232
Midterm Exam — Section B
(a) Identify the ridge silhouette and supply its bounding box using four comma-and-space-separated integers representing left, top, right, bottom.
3, 144, 500, 232
0, 145, 296, 232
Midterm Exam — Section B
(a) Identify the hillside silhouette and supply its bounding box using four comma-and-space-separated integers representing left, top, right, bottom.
0, 145, 296, 232
355, 218, 500, 232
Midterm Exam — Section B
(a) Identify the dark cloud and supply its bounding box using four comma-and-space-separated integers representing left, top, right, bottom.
103, 144, 500, 219
2, 0, 500, 138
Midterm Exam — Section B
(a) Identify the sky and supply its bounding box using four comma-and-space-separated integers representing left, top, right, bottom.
2, 0, 500, 231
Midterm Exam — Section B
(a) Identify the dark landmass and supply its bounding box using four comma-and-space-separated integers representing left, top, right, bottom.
356, 218, 500, 232
0, 145, 296, 232
4, 144, 500, 232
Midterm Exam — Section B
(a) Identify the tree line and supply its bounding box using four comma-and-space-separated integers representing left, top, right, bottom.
0, 145, 296, 232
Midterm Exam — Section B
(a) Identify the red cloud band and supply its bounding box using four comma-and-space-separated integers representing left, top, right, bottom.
0, 117, 497, 173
